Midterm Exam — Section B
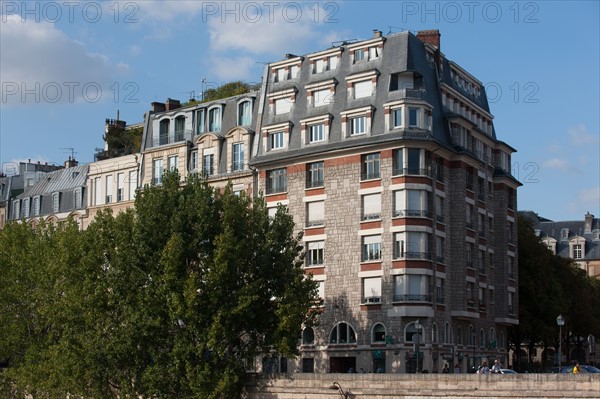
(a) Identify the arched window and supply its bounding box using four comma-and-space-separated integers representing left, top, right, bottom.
405, 322, 423, 343
431, 323, 438, 343
490, 327, 496, 349
238, 100, 252, 126
457, 326, 463, 345
174, 115, 186, 141
302, 327, 315, 345
372, 323, 386, 343
159, 119, 170, 145
329, 322, 356, 344
467, 325, 475, 346
444, 322, 452, 344
208, 106, 222, 132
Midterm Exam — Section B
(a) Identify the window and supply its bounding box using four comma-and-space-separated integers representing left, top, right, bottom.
394, 148, 423, 175
22, 198, 30, 218
368, 46, 379, 60
329, 322, 356, 344
302, 327, 315, 345
313, 88, 332, 107
353, 80, 372, 98
508, 291, 515, 315
436, 196, 444, 222
117, 173, 124, 202
195, 109, 205, 134
573, 244, 583, 259
372, 323, 386, 343
208, 107, 221, 132
362, 153, 380, 180
168, 155, 178, 172
306, 201, 325, 227
479, 287, 486, 308
153, 158, 163, 185
174, 116, 185, 141
94, 177, 102, 205
436, 277, 445, 304
232, 143, 244, 171
33, 196, 40, 216
190, 151, 198, 172
444, 322, 452, 344
508, 256, 514, 278
309, 124, 324, 143
362, 235, 382, 261
392, 108, 402, 127
467, 282, 475, 305
202, 153, 214, 177
313, 55, 338, 73
362, 277, 382, 303
306, 161, 324, 188
432, 323, 438, 343
466, 243, 474, 267
52, 192, 60, 213
266, 168, 287, 194
362, 193, 381, 220
354, 48, 365, 62
105, 176, 113, 203
159, 119, 169, 145
349, 116, 366, 135
238, 100, 252, 126
307, 241, 324, 266
394, 274, 430, 302
302, 358, 314, 373
274, 98, 292, 115
12, 200, 20, 219
435, 236, 444, 262
269, 131, 284, 150
128, 170, 137, 200
394, 232, 429, 259
408, 107, 420, 127
393, 189, 429, 217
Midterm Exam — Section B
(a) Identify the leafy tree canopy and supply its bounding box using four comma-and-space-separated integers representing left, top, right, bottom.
184, 81, 261, 106
0, 172, 318, 398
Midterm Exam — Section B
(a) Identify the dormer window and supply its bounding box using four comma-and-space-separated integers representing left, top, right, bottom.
22, 198, 30, 218
195, 109, 205, 134
52, 192, 60, 213
306, 79, 336, 108
33, 195, 40, 216
308, 47, 342, 74
12, 200, 20, 219
300, 114, 332, 146
268, 87, 297, 115
346, 70, 379, 100
341, 106, 374, 138
262, 122, 292, 153
237, 100, 252, 126
569, 237, 586, 259
347, 37, 384, 64
270, 56, 302, 82
207, 106, 222, 132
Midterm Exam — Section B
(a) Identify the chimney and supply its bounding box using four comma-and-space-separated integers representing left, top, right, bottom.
373, 29, 382, 38
151, 102, 166, 112
417, 29, 441, 50
64, 156, 78, 168
165, 98, 181, 111
584, 212, 594, 234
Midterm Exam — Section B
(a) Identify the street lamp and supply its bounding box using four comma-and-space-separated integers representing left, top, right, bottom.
556, 314, 565, 370
328, 382, 349, 398
414, 319, 422, 373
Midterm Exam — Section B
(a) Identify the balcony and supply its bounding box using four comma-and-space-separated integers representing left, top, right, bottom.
393, 251, 431, 260
153, 129, 193, 147
393, 209, 432, 218
362, 213, 381, 221
392, 167, 432, 177
393, 294, 432, 302
362, 296, 382, 304
388, 88, 427, 101
306, 220, 325, 228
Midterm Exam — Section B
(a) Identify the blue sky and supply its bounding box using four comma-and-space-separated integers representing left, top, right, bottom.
1, 0, 598, 222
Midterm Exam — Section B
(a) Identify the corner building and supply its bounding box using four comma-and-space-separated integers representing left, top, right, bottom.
251, 30, 520, 373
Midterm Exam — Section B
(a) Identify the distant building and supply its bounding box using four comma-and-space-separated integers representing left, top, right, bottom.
520, 211, 600, 278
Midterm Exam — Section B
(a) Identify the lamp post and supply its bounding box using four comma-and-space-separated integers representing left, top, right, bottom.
414, 319, 422, 373
556, 314, 565, 370
329, 382, 349, 398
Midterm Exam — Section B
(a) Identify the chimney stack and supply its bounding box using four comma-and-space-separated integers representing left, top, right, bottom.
373, 29, 382, 38
584, 212, 594, 234
151, 102, 166, 112
64, 156, 78, 168
417, 29, 441, 50
165, 98, 181, 111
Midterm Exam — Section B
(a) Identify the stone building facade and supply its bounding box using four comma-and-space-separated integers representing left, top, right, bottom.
251, 29, 520, 374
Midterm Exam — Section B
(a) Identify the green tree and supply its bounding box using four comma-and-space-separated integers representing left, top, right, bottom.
0, 172, 318, 398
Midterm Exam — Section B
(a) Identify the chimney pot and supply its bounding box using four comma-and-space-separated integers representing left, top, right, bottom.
417, 29, 441, 50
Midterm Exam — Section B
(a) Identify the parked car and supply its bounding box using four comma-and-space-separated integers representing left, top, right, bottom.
557, 364, 599, 373
581, 365, 600, 373
499, 369, 518, 374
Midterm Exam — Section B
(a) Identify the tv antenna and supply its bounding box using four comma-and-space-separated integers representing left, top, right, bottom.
60, 147, 77, 160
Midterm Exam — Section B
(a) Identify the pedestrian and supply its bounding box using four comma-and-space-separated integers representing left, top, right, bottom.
454, 363, 461, 374
442, 364, 450, 373
478, 362, 490, 374
491, 359, 502, 373
573, 362, 582, 374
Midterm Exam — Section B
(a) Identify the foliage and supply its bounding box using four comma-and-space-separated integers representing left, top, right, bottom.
510, 216, 600, 370
98, 125, 143, 160
0, 172, 318, 398
184, 81, 261, 106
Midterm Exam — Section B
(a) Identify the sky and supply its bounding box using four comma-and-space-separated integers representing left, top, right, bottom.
0, 0, 598, 222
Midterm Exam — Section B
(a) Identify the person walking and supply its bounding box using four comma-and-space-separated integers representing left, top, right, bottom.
573, 362, 582, 374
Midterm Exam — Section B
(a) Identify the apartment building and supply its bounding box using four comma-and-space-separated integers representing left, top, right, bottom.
521, 211, 600, 279
250, 29, 520, 374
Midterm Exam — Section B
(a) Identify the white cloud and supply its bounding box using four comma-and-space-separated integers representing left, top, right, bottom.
567, 186, 600, 215
542, 158, 568, 170
137, 1, 204, 22
569, 124, 598, 146
206, 56, 260, 82
0, 15, 126, 105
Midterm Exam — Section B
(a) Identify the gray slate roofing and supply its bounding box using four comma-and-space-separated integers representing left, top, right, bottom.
17, 164, 88, 198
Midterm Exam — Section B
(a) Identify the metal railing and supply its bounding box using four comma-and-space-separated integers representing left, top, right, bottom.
393, 294, 432, 302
